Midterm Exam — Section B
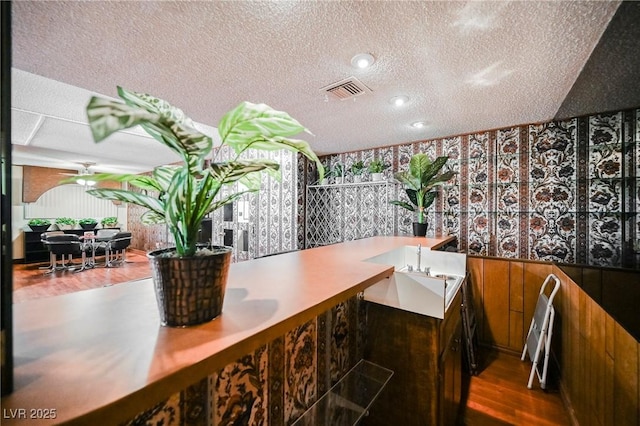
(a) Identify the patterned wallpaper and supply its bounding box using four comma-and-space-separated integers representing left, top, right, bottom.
128, 147, 301, 261
122, 297, 360, 426
128, 107, 639, 269
312, 108, 640, 269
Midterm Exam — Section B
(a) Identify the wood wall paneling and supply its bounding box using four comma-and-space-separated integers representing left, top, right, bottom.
613, 322, 639, 426
582, 267, 603, 303
590, 299, 605, 426
508, 261, 524, 349
602, 269, 640, 342
553, 265, 639, 426
469, 260, 639, 425
467, 257, 484, 343
568, 272, 582, 419
481, 259, 510, 349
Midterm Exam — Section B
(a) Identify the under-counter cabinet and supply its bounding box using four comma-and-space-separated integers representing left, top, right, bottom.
362, 288, 463, 426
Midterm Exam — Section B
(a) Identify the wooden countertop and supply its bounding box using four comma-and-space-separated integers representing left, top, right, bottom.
2, 236, 454, 425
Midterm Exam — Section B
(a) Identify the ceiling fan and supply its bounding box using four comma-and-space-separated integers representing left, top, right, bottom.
60, 162, 97, 186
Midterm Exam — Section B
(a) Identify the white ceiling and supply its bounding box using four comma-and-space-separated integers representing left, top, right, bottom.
10, 1, 623, 174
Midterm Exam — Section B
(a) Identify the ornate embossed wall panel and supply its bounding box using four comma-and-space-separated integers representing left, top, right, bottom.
330, 301, 350, 385
212, 346, 268, 425
467, 132, 492, 256
123, 393, 182, 426
441, 137, 461, 243
343, 186, 358, 241
194, 146, 298, 261
528, 120, 578, 263
284, 319, 317, 423
123, 296, 362, 426
495, 128, 522, 258
588, 113, 623, 266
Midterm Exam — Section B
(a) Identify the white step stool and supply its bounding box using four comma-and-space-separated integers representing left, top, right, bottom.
521, 273, 561, 389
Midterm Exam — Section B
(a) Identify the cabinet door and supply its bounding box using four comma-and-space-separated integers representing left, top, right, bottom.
441, 321, 462, 426
451, 322, 462, 423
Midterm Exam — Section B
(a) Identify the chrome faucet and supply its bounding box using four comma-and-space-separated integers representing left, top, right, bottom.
416, 244, 421, 272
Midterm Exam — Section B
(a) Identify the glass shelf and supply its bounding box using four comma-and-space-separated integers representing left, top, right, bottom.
292, 359, 393, 426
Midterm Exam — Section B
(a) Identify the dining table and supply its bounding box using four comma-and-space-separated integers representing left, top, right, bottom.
77, 231, 117, 271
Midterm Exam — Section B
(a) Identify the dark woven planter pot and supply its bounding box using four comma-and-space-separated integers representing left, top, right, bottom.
29, 224, 50, 232
80, 223, 98, 230
412, 222, 428, 237
148, 246, 232, 327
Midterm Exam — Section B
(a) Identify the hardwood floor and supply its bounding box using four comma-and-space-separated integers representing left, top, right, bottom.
12, 256, 570, 425
461, 349, 571, 425
12, 249, 152, 303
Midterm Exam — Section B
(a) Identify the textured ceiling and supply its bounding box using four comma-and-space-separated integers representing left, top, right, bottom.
10, 1, 623, 173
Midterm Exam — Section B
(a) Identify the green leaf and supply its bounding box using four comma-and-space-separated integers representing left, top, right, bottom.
61, 172, 164, 193
210, 159, 280, 186
389, 200, 415, 212
140, 210, 166, 225
393, 171, 420, 192
87, 88, 212, 173
409, 153, 430, 181
86, 188, 164, 214
423, 191, 437, 208
207, 190, 257, 216
218, 102, 307, 147
218, 102, 324, 181
421, 156, 449, 185
86, 96, 159, 142
153, 165, 181, 192
237, 172, 263, 191
406, 188, 418, 207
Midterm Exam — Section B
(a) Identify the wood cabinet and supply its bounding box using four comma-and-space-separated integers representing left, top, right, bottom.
23, 230, 50, 263
362, 287, 463, 426
440, 321, 462, 426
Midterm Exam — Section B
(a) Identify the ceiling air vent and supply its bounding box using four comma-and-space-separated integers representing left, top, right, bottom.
320, 76, 372, 101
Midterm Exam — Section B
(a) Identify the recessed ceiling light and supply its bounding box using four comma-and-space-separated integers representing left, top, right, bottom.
411, 121, 427, 129
390, 95, 409, 106
351, 53, 375, 69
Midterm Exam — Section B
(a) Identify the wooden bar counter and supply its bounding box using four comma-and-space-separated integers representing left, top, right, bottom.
2, 236, 453, 425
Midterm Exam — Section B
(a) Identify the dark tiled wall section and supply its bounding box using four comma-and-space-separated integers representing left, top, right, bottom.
310, 109, 640, 269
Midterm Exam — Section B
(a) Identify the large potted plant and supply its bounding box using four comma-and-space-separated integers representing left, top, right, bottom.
65, 87, 323, 327
389, 153, 454, 237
